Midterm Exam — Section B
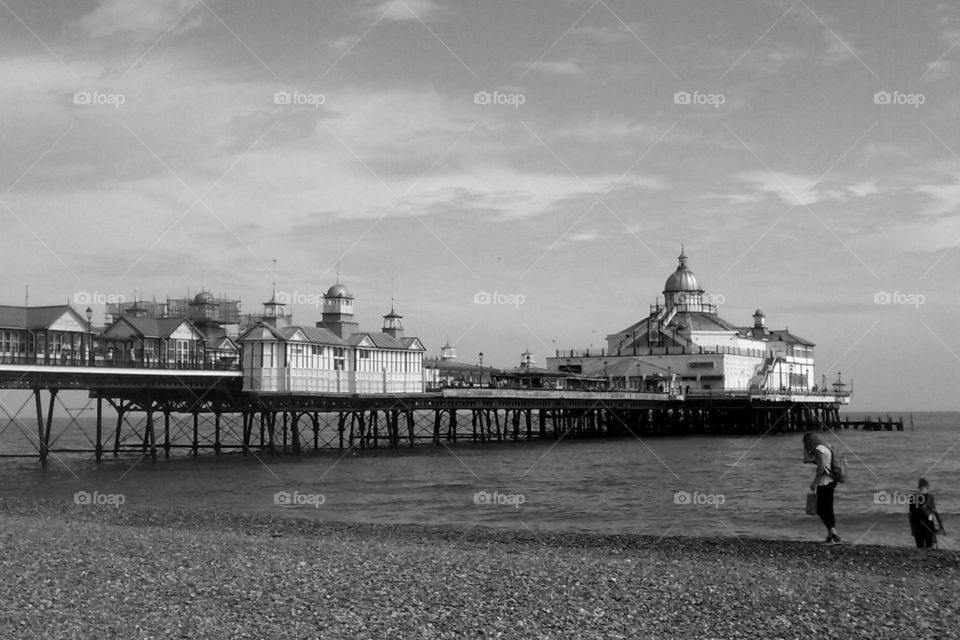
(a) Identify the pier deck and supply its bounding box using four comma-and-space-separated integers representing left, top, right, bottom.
0, 364, 852, 462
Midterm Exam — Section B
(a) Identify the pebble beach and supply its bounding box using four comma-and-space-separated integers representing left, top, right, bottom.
2, 499, 959, 639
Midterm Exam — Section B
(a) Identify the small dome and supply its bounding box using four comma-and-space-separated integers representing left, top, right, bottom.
754, 309, 765, 317
663, 248, 702, 293
325, 284, 352, 299
193, 291, 215, 304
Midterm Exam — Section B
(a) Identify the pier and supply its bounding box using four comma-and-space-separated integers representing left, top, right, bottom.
0, 362, 851, 463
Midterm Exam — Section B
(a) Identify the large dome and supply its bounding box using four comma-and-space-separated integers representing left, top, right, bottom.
663, 249, 702, 293
325, 283, 353, 299
193, 291, 215, 304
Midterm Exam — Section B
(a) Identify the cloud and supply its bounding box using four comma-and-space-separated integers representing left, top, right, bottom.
570, 25, 633, 44
846, 181, 879, 198
523, 59, 585, 76
737, 171, 825, 206
916, 180, 960, 216
552, 116, 649, 142
362, 0, 446, 22
74, 0, 209, 40
922, 59, 952, 82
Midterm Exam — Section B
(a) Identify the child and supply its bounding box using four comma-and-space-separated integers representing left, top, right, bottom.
909, 477, 944, 548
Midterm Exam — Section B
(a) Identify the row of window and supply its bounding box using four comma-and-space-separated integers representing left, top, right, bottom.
248, 343, 421, 373
0, 330, 86, 354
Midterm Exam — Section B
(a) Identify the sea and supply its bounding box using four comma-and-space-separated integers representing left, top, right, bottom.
0, 410, 956, 548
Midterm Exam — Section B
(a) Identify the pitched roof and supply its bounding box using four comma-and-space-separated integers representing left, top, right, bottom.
106, 316, 203, 340
767, 329, 815, 347
348, 332, 408, 350
400, 337, 426, 351
279, 326, 347, 346
0, 305, 85, 330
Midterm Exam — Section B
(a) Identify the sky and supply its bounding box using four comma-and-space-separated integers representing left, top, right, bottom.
0, 0, 958, 411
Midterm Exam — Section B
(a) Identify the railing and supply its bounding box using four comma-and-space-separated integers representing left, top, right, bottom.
0, 354, 240, 371
685, 388, 852, 400
554, 345, 767, 359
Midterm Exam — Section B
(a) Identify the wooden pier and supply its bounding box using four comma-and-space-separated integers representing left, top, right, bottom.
840, 415, 905, 431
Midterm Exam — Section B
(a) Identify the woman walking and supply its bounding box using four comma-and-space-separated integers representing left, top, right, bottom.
803, 433, 841, 544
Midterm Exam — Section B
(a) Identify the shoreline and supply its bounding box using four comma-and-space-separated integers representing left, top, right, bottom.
1, 496, 955, 559
3, 498, 960, 639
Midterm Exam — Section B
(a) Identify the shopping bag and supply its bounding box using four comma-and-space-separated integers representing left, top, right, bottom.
805, 492, 818, 516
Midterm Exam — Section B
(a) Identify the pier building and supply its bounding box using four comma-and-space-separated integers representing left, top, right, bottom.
238, 283, 426, 394
547, 249, 817, 394
0, 304, 91, 366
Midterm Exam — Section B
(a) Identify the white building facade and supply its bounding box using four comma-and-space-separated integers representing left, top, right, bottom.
239, 284, 425, 394
546, 249, 817, 393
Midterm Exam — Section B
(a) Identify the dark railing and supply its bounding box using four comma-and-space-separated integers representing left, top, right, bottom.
555, 345, 768, 359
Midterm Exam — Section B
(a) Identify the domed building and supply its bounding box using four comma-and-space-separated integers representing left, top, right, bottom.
546, 248, 816, 394
238, 280, 426, 394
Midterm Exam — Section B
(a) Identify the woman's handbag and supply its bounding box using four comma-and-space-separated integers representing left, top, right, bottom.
806, 492, 818, 516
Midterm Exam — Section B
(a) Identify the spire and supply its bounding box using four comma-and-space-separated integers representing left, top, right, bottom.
678, 244, 688, 268
271, 258, 277, 300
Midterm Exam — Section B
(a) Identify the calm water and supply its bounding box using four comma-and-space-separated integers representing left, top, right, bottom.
0, 411, 957, 548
